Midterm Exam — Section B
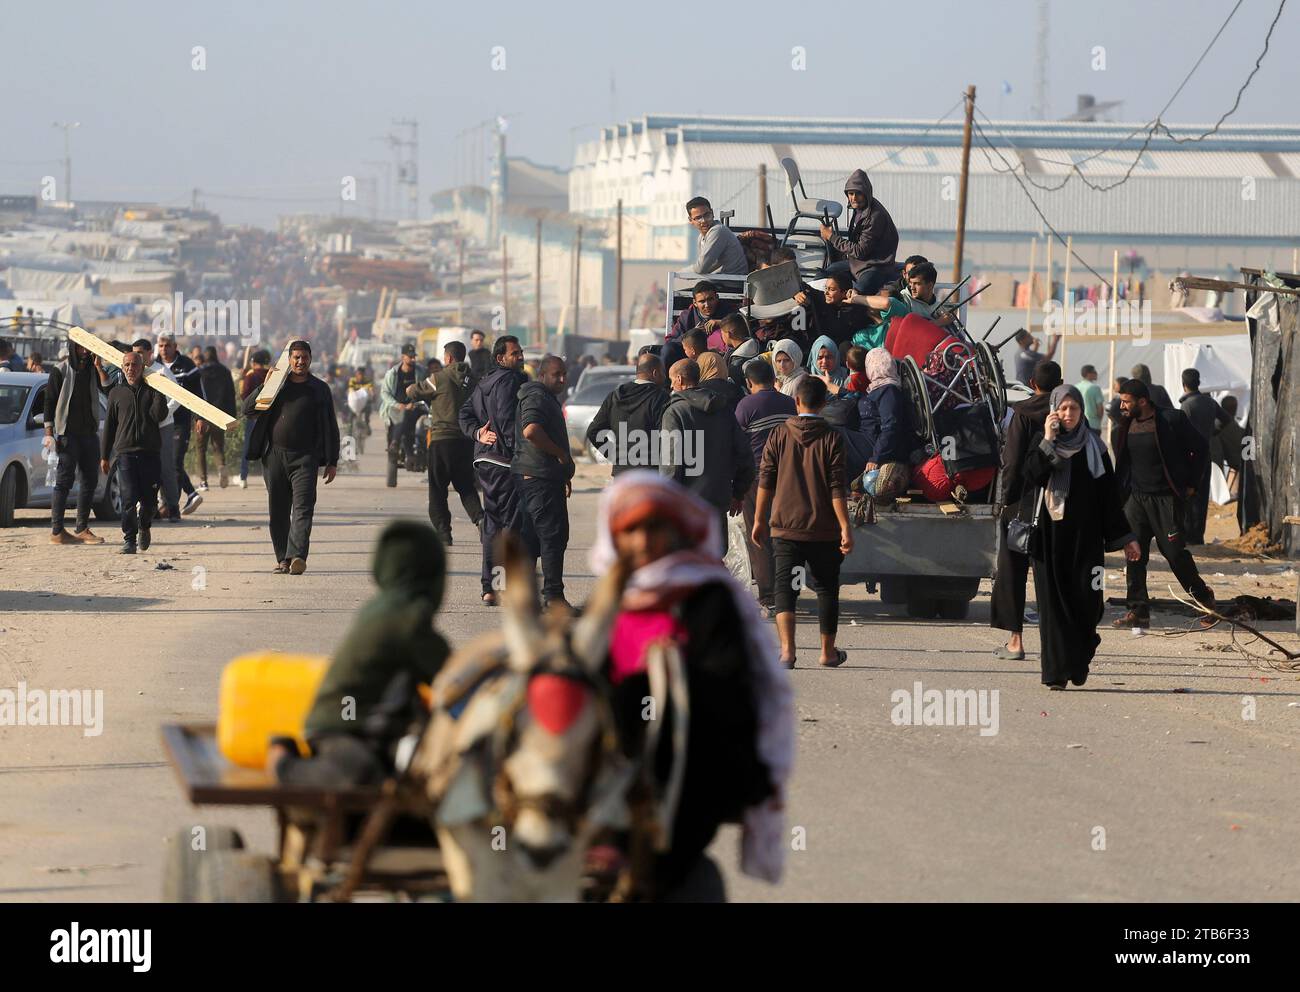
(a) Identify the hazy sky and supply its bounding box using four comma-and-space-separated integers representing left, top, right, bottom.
5, 0, 1297, 226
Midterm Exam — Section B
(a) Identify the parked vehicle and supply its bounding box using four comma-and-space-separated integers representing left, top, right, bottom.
563, 368, 637, 459
0, 370, 118, 527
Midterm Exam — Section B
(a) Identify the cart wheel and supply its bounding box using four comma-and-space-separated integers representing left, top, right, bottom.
974, 342, 1008, 424
899, 356, 935, 447
195, 851, 281, 903
162, 825, 244, 902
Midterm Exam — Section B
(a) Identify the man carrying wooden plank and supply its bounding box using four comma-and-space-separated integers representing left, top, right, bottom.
99, 351, 170, 555
242, 339, 340, 575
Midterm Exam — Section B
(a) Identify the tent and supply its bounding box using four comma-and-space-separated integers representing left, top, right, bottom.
1163, 332, 1253, 504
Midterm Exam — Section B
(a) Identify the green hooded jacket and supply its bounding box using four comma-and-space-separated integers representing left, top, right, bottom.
303, 520, 451, 738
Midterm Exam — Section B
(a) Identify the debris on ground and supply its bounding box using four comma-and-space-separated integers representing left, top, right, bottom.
1222, 523, 1283, 555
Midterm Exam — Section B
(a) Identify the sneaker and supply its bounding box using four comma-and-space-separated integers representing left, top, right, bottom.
1111, 609, 1150, 629
238, 477, 248, 489
182, 492, 203, 515
1023, 608, 1040, 624
289, 557, 307, 575
120, 541, 137, 555
139, 527, 151, 551
73, 528, 105, 545
50, 530, 80, 545
218, 467, 229, 488
197, 481, 209, 492
273, 561, 290, 574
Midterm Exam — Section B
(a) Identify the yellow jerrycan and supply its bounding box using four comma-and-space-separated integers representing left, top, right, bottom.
217, 653, 329, 769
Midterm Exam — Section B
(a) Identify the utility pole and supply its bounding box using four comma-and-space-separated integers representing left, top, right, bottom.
615, 198, 624, 339
457, 238, 465, 325
52, 121, 80, 204
572, 225, 583, 338
501, 235, 509, 334
952, 85, 976, 283
757, 163, 767, 227
391, 118, 419, 220
535, 217, 543, 346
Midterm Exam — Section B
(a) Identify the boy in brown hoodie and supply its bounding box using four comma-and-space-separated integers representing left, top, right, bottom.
752, 375, 854, 669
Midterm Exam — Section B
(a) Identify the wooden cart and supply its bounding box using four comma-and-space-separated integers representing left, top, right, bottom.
160, 723, 448, 902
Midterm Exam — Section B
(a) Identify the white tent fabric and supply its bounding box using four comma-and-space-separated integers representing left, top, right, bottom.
1164, 333, 1252, 504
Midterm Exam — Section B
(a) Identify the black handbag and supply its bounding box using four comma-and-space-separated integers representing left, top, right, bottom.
1007, 487, 1044, 556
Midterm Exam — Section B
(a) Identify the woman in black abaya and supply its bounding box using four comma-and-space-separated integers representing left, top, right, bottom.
1018, 385, 1140, 688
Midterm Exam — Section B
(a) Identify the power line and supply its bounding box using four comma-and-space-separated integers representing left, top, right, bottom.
971, 117, 1115, 291
802, 97, 967, 189
974, 0, 1286, 194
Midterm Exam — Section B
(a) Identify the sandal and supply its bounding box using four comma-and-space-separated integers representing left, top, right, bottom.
482, 592, 498, 607
819, 648, 848, 668
780, 657, 796, 670
993, 645, 1025, 660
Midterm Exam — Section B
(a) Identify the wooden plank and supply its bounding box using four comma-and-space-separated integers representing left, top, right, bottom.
254, 342, 295, 412
68, 327, 237, 430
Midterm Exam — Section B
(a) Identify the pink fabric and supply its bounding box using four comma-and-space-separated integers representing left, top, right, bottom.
609, 610, 687, 685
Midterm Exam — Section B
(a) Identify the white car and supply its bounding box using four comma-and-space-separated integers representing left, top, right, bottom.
0, 370, 118, 527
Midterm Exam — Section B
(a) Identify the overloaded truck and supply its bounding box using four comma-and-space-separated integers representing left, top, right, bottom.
669, 159, 1011, 619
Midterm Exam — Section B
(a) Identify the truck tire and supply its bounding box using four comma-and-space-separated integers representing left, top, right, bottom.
162, 825, 244, 902
195, 851, 280, 903
936, 598, 971, 620
878, 578, 908, 604
905, 592, 940, 619
386, 452, 399, 487
0, 465, 16, 527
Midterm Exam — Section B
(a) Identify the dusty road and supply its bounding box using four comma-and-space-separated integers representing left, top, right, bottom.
1, 447, 1297, 902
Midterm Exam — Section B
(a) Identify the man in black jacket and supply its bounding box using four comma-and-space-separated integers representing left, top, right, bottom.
990, 360, 1061, 659
197, 346, 238, 489
458, 334, 530, 606
1178, 367, 1228, 545
512, 355, 574, 610
158, 333, 202, 516
659, 359, 755, 554
1111, 379, 1214, 628
586, 353, 670, 476
466, 330, 492, 381
44, 342, 107, 546
99, 351, 170, 554
242, 339, 340, 575
821, 169, 899, 294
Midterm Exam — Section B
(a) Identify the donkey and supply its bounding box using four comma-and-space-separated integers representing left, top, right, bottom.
408, 536, 633, 902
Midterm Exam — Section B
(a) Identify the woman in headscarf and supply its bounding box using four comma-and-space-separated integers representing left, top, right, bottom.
806, 334, 848, 388
770, 339, 807, 398
590, 471, 794, 900
694, 350, 743, 411
1017, 385, 1140, 689
856, 348, 914, 502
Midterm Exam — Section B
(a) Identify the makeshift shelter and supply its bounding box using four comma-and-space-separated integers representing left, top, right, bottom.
1239, 270, 1300, 554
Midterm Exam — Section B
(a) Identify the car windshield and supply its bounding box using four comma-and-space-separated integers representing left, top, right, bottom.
570, 377, 634, 406
0, 385, 31, 425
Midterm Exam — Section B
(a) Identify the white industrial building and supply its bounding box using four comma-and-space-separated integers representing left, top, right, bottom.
569, 114, 1300, 288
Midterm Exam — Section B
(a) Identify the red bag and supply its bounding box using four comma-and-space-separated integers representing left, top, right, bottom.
910, 454, 995, 502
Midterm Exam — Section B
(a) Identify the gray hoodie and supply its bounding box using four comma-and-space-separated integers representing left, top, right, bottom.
659, 387, 755, 510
